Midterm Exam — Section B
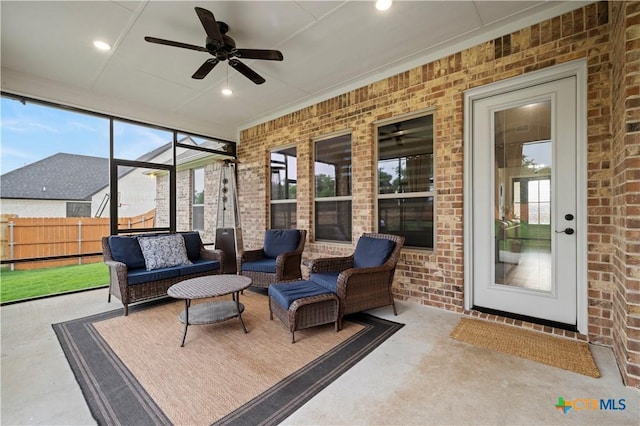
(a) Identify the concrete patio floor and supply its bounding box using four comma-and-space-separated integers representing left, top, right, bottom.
1, 287, 638, 425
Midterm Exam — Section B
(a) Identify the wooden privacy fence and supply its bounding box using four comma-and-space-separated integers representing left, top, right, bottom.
0, 211, 155, 270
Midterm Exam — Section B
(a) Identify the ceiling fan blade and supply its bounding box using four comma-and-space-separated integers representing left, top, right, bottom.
144, 36, 208, 52
192, 58, 219, 79
234, 49, 284, 61
379, 127, 430, 140
194, 7, 224, 46
228, 59, 266, 85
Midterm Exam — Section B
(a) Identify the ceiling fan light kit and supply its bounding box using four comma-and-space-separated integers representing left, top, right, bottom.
376, 0, 393, 11
144, 7, 283, 85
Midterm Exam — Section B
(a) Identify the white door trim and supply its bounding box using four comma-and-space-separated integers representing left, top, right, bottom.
463, 59, 588, 334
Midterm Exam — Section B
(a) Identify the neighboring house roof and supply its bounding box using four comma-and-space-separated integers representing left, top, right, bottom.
136, 141, 173, 163
0, 153, 109, 201
0, 137, 221, 201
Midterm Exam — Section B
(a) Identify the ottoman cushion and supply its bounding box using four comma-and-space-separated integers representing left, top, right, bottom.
269, 280, 331, 309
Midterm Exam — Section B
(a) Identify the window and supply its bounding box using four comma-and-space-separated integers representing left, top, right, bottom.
377, 113, 435, 249
112, 120, 174, 232
314, 133, 352, 242
66, 202, 91, 218
513, 177, 551, 225
175, 133, 235, 234
0, 93, 236, 302
270, 148, 297, 229
192, 168, 205, 231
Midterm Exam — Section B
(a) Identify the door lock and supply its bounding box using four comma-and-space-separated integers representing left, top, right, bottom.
555, 228, 575, 235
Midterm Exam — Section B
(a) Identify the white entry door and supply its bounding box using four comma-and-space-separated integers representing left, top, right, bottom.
469, 75, 580, 326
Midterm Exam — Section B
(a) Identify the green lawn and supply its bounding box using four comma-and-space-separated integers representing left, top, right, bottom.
1, 262, 109, 303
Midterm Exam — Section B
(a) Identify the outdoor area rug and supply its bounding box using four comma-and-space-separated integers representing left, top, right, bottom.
53, 290, 403, 425
450, 318, 600, 378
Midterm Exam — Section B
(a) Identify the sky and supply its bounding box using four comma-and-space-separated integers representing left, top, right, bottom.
0, 97, 176, 174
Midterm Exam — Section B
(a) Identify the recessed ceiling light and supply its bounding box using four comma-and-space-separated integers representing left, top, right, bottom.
221, 87, 233, 96
375, 0, 392, 11
93, 40, 111, 51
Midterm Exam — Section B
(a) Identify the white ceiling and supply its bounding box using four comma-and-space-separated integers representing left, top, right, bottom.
1, 1, 590, 142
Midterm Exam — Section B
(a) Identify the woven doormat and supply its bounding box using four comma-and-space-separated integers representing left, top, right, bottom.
450, 318, 600, 378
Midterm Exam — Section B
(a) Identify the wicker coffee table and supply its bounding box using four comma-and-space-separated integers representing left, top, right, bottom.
167, 275, 252, 347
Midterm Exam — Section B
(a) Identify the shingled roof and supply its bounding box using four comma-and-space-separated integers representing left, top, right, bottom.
0, 139, 208, 201
0, 153, 109, 200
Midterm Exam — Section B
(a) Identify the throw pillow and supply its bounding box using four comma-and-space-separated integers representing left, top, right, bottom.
180, 231, 203, 261
353, 237, 395, 268
108, 236, 146, 269
138, 234, 192, 271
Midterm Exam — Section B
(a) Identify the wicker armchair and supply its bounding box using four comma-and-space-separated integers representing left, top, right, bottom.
308, 233, 405, 328
237, 229, 307, 288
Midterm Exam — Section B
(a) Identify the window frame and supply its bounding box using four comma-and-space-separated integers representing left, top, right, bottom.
512, 176, 551, 225
313, 130, 353, 243
66, 202, 92, 218
1, 92, 237, 238
269, 146, 298, 229
192, 167, 205, 231
374, 108, 436, 250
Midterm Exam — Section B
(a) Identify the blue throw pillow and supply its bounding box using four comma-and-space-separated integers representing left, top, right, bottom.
180, 232, 203, 261
353, 237, 395, 268
263, 229, 300, 259
108, 236, 146, 269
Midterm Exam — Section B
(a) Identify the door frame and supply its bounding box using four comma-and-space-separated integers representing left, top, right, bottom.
463, 59, 588, 334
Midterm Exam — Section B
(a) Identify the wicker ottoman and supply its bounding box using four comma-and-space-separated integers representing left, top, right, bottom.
269, 281, 339, 343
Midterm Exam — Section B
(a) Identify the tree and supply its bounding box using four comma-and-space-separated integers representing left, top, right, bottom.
315, 174, 336, 197
378, 169, 394, 193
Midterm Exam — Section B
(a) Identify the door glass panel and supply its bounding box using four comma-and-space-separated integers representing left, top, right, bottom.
494, 101, 552, 291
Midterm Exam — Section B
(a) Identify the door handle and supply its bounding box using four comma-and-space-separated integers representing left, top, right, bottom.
555, 228, 575, 235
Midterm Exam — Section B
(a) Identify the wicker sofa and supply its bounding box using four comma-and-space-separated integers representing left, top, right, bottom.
102, 232, 224, 315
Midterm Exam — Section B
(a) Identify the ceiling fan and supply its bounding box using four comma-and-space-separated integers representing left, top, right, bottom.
144, 7, 283, 85
379, 123, 425, 145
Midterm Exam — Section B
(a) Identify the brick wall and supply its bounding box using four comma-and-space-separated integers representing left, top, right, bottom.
155, 174, 169, 228
610, 1, 640, 387
176, 169, 192, 231
170, 161, 224, 245
202, 161, 219, 244
238, 2, 639, 386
